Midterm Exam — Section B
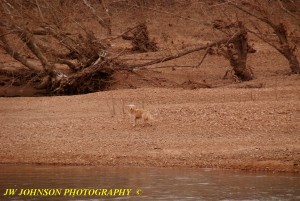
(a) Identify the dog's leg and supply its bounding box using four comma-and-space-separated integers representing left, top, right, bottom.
142, 115, 149, 127
133, 117, 136, 127
129, 114, 135, 127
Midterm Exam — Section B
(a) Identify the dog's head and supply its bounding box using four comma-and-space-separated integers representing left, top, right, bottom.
128, 104, 136, 112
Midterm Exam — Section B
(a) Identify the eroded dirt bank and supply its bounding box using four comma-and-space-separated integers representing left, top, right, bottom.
0, 87, 300, 172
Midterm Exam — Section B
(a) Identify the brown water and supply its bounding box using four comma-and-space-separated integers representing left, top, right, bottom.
0, 164, 299, 201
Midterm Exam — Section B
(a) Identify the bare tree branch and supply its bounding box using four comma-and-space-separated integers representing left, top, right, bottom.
276, 0, 297, 18
16, 27, 56, 75
125, 3, 200, 23
195, 47, 210, 68
82, 0, 111, 35
56, 58, 78, 72
230, 0, 300, 73
0, 28, 42, 72
125, 31, 244, 69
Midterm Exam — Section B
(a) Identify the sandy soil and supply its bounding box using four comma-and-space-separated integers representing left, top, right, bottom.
1, 86, 300, 172
0, 1, 300, 173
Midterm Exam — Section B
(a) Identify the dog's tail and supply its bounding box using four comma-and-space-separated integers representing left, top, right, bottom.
143, 111, 154, 122
148, 113, 154, 121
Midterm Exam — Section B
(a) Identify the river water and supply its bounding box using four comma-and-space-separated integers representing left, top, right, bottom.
0, 164, 299, 201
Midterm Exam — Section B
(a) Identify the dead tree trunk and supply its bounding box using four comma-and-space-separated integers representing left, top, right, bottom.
288, 55, 300, 74
122, 23, 159, 52
212, 20, 255, 81
274, 23, 300, 74
230, 0, 300, 74
223, 23, 254, 81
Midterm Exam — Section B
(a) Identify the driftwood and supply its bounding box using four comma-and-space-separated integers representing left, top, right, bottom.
125, 30, 245, 69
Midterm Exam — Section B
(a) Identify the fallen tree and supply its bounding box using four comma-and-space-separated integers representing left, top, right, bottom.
123, 22, 255, 81
0, 0, 113, 95
0, 0, 258, 96
51, 59, 119, 95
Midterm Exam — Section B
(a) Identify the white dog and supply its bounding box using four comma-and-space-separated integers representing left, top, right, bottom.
128, 104, 153, 127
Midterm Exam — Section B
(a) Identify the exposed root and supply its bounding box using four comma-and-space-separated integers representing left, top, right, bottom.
0, 68, 39, 87
50, 59, 123, 95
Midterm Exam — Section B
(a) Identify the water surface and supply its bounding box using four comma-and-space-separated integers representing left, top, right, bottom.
0, 165, 299, 201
